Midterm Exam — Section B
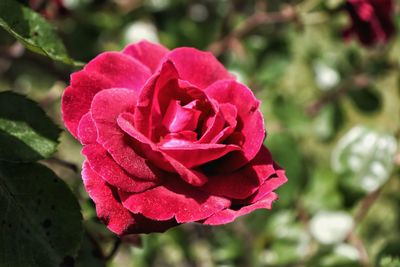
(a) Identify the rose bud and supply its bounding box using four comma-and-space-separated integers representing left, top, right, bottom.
343, 0, 396, 46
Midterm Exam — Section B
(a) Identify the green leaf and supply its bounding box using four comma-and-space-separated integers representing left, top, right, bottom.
376, 239, 400, 267
303, 168, 343, 212
0, 161, 83, 267
0, 91, 61, 162
331, 126, 397, 193
0, 0, 80, 66
348, 88, 382, 114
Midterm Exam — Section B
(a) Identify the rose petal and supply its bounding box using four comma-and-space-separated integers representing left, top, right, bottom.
77, 113, 97, 145
162, 100, 201, 133
82, 144, 161, 193
160, 143, 240, 169
237, 163, 287, 204
160, 131, 198, 147
134, 61, 210, 141
91, 88, 159, 181
198, 101, 225, 143
62, 52, 150, 137
210, 103, 238, 143
166, 47, 235, 89
201, 146, 276, 199
205, 80, 265, 171
119, 178, 230, 223
133, 60, 179, 139
123, 40, 169, 73
117, 112, 209, 186
203, 193, 278, 225
82, 161, 177, 235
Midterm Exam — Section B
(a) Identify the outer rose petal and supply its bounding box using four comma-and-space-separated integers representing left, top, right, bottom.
200, 146, 276, 199
77, 113, 97, 145
82, 144, 160, 193
123, 40, 169, 73
82, 161, 177, 235
238, 163, 288, 204
119, 177, 230, 223
205, 80, 265, 171
90, 88, 160, 181
165, 47, 235, 89
203, 193, 278, 225
62, 52, 150, 137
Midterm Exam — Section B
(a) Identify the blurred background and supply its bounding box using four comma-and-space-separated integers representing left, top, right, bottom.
0, 0, 399, 266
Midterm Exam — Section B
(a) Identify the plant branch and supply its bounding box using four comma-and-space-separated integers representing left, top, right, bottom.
208, 5, 297, 56
306, 73, 370, 117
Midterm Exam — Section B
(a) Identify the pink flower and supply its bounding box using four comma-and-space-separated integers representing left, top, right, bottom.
62, 41, 287, 235
343, 0, 396, 46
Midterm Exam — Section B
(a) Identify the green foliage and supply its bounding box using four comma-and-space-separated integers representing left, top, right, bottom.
0, 0, 79, 65
0, 162, 82, 267
0, 91, 61, 162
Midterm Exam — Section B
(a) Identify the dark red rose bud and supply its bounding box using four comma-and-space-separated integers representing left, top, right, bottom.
343, 0, 396, 46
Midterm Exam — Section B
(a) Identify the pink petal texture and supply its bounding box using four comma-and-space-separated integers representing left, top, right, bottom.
133, 60, 209, 141
203, 193, 278, 225
117, 112, 209, 186
166, 47, 235, 89
119, 177, 230, 223
133, 60, 180, 139
198, 101, 225, 143
160, 143, 240, 169
82, 161, 177, 235
162, 100, 201, 133
82, 144, 160, 193
200, 146, 276, 200
205, 80, 265, 171
62, 52, 150, 137
77, 113, 97, 145
90, 88, 160, 181
239, 163, 288, 204
123, 40, 169, 73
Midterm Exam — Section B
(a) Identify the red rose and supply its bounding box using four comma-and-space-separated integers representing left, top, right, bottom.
62, 41, 287, 235
343, 0, 396, 46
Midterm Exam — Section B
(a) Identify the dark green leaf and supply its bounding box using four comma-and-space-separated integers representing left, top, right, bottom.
303, 168, 343, 212
348, 88, 382, 113
376, 239, 400, 267
0, 0, 80, 66
0, 162, 82, 267
0, 91, 61, 162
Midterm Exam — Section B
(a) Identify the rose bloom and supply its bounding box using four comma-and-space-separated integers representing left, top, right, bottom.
343, 0, 396, 46
62, 41, 287, 235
